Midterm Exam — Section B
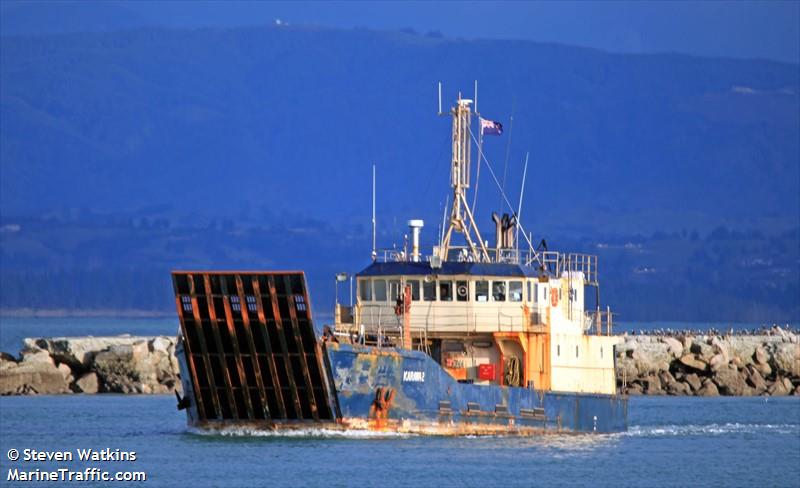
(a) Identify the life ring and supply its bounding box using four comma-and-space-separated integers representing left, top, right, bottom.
457, 285, 468, 298
551, 289, 559, 307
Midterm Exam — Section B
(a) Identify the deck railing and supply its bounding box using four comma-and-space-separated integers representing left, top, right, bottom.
374, 247, 599, 285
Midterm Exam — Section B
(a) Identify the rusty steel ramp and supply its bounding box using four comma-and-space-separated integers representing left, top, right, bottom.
172, 271, 339, 425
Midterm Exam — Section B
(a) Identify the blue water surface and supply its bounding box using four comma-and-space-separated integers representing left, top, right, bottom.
1, 318, 799, 487
0, 395, 798, 487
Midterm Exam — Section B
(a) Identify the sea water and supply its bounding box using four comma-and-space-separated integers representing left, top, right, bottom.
0, 395, 798, 487
0, 318, 798, 487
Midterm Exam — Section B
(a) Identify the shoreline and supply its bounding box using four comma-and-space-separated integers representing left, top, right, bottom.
1, 336, 180, 395
2, 329, 798, 397
0, 309, 173, 319
616, 329, 799, 397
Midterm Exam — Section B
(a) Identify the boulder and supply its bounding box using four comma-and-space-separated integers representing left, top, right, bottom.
21, 349, 55, 366
131, 341, 150, 362
150, 337, 172, 354
0, 352, 18, 370
0, 351, 17, 363
771, 343, 800, 377
690, 341, 714, 361
632, 342, 672, 375
658, 370, 676, 388
753, 345, 769, 365
74, 372, 99, 394
696, 379, 719, 397
661, 337, 683, 358
0, 361, 69, 395
667, 380, 691, 396
714, 365, 748, 396
169, 352, 180, 376
93, 348, 138, 393
93, 343, 176, 394
22, 338, 45, 353
709, 353, 727, 372
56, 363, 74, 382
29, 336, 172, 370
744, 365, 767, 394
727, 337, 781, 367
753, 361, 772, 377
642, 375, 664, 394
615, 356, 639, 383
679, 354, 708, 372
767, 376, 791, 396
625, 383, 643, 395
684, 373, 702, 392
710, 336, 730, 362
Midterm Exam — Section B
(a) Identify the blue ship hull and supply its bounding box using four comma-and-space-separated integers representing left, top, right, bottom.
171, 271, 627, 436
326, 343, 628, 434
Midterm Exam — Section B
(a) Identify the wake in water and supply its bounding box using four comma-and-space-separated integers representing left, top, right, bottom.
625, 423, 799, 437
187, 426, 416, 439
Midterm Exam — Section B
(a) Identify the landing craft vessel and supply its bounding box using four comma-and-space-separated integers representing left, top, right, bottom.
172, 92, 628, 434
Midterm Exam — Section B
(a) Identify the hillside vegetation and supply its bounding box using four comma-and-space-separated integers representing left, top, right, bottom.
1, 25, 798, 321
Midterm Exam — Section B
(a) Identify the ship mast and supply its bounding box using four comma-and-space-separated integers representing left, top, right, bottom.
440, 94, 490, 262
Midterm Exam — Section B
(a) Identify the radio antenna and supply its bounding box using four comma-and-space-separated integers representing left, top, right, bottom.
371, 164, 377, 261
516, 152, 529, 252
474, 80, 478, 115
437, 82, 442, 115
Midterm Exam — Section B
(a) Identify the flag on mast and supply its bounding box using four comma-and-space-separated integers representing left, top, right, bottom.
480, 117, 503, 135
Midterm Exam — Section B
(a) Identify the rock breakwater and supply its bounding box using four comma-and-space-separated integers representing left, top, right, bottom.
0, 336, 180, 395
2, 331, 799, 397
616, 330, 800, 396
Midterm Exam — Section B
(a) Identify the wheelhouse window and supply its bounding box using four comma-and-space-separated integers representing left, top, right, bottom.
456, 280, 468, 302
374, 279, 387, 301
388, 280, 401, 300
359, 279, 372, 301
423, 280, 436, 301
407, 280, 420, 301
509, 281, 523, 302
439, 281, 453, 301
475, 280, 489, 302
527, 281, 532, 302
492, 281, 506, 301
533, 283, 539, 303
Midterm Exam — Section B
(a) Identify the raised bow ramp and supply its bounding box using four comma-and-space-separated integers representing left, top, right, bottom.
172, 271, 338, 426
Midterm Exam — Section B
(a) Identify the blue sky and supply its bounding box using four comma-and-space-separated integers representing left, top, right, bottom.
120, 0, 800, 63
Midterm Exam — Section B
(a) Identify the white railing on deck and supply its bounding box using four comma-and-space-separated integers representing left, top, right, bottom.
374, 247, 599, 285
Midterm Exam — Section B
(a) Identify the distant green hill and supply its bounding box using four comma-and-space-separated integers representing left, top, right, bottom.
1, 25, 797, 232
1, 25, 798, 320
